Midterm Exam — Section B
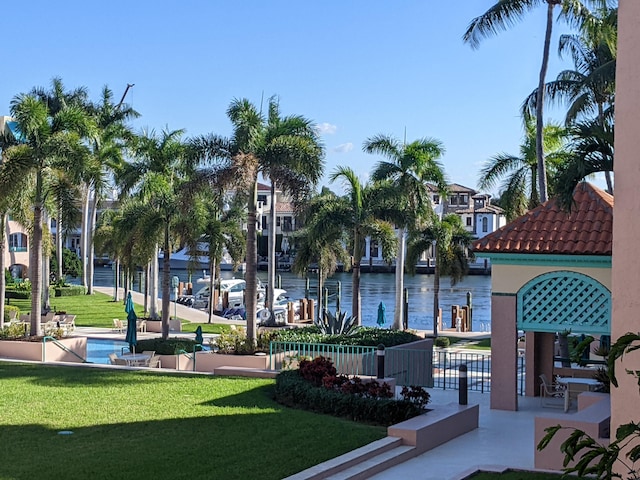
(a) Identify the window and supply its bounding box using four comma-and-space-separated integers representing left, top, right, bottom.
282, 216, 292, 231
261, 216, 267, 229
9, 233, 27, 252
466, 217, 472, 227
370, 240, 379, 258
482, 217, 488, 232
449, 196, 458, 206
432, 195, 440, 205
257, 194, 267, 205
460, 194, 468, 205
276, 216, 281, 227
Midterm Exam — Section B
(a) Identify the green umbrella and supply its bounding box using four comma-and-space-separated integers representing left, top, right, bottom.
124, 292, 138, 352
194, 325, 203, 344
377, 302, 386, 326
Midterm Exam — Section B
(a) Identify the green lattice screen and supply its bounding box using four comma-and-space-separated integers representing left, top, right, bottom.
517, 271, 610, 334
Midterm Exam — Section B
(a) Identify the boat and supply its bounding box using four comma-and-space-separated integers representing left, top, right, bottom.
177, 278, 265, 311
160, 244, 244, 271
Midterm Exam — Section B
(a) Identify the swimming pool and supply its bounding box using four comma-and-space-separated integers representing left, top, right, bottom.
86, 338, 129, 364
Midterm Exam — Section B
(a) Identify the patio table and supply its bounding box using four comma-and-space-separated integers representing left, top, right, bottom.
557, 377, 603, 412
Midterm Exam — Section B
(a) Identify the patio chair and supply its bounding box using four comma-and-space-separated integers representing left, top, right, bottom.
147, 355, 161, 368
539, 374, 565, 407
112, 319, 125, 333
108, 353, 119, 365
137, 320, 147, 333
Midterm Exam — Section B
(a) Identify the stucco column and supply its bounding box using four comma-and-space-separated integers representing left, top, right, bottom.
612, 1, 640, 472
490, 294, 518, 410
525, 332, 555, 397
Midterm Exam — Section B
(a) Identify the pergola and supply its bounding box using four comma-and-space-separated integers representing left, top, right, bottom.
473, 183, 612, 410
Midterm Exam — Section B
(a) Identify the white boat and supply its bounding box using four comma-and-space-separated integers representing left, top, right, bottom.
160, 244, 244, 271
178, 278, 265, 310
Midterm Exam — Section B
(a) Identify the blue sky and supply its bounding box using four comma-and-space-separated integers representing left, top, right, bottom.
1, 1, 583, 196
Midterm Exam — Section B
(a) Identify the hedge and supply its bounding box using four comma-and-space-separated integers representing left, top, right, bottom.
135, 337, 203, 355
270, 326, 422, 347
5, 290, 30, 300
53, 286, 86, 297
274, 370, 424, 426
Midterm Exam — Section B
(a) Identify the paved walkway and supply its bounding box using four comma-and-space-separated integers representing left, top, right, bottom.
371, 390, 551, 480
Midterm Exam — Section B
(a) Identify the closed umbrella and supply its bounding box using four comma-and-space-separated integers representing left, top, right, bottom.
377, 302, 386, 326
124, 292, 138, 353
194, 325, 203, 344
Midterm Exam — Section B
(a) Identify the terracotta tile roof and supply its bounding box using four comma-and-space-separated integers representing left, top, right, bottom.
472, 183, 613, 255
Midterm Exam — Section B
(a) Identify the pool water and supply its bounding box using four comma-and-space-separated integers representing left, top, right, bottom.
86, 338, 129, 364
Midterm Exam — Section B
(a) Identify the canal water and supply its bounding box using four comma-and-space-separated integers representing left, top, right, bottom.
89, 267, 492, 332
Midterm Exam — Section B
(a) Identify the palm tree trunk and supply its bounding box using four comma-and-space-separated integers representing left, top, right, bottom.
597, 103, 614, 193
317, 266, 324, 321
87, 192, 99, 294
161, 224, 171, 340
149, 244, 159, 319
144, 263, 150, 314
535, 1, 557, 204
30, 172, 44, 336
433, 241, 440, 337
0, 213, 6, 329
392, 228, 406, 330
114, 259, 120, 302
207, 257, 217, 323
245, 180, 259, 344
352, 229, 362, 325
56, 208, 63, 281
80, 186, 90, 288
268, 181, 277, 315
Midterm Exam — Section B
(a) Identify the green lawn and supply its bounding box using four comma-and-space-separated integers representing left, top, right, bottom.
0, 363, 385, 480
6, 292, 230, 333
446, 336, 492, 349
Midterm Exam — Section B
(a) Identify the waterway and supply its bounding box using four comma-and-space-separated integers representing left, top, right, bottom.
89, 267, 492, 332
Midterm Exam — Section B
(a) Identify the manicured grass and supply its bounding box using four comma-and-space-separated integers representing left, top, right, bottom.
447, 336, 492, 349
0, 363, 385, 479
467, 470, 565, 479
6, 292, 230, 333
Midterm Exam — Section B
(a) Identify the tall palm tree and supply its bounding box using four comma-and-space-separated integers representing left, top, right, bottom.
522, 6, 616, 192
118, 128, 189, 339
406, 213, 475, 336
464, 0, 601, 204
318, 167, 397, 324
365, 134, 447, 330
478, 118, 568, 221
0, 91, 92, 336
82, 86, 138, 294
260, 97, 324, 321
292, 188, 350, 320
194, 97, 324, 343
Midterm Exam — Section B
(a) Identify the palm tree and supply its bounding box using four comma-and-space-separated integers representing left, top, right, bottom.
406, 214, 475, 336
478, 118, 569, 221
464, 0, 601, 204
522, 6, 616, 192
317, 167, 397, 324
0, 91, 92, 336
365, 134, 447, 330
82, 86, 138, 294
118, 128, 189, 339
292, 188, 350, 320
194, 97, 324, 344
260, 97, 324, 322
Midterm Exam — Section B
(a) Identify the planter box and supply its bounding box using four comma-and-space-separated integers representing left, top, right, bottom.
145, 319, 182, 333
192, 351, 270, 373
157, 353, 192, 370
0, 337, 87, 363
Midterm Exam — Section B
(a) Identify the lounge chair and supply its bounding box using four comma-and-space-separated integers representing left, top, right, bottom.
147, 355, 161, 368
112, 319, 125, 333
137, 320, 147, 333
539, 374, 565, 407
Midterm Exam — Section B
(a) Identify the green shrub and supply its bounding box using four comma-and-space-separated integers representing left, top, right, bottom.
274, 369, 424, 426
5, 289, 30, 300
3, 305, 20, 322
270, 326, 422, 347
209, 327, 271, 355
4, 268, 13, 285
434, 337, 450, 348
0, 322, 29, 339
314, 309, 356, 335
53, 285, 86, 297
135, 337, 203, 355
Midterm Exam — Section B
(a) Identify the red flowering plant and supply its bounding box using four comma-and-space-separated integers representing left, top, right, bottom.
299, 356, 337, 387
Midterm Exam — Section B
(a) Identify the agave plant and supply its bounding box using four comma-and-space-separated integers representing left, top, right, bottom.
315, 309, 356, 335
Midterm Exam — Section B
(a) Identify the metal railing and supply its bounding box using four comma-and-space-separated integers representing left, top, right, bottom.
432, 350, 525, 395
42, 336, 88, 363
269, 342, 434, 387
175, 344, 203, 371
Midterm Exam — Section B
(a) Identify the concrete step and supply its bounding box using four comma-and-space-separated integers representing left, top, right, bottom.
284, 437, 404, 480
324, 445, 416, 480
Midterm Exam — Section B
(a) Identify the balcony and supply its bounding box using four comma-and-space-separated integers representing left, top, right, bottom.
9, 246, 27, 253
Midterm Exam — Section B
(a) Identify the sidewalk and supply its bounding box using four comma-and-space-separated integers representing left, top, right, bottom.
370, 390, 548, 480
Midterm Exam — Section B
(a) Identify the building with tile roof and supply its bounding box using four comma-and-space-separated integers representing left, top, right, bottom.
473, 182, 612, 411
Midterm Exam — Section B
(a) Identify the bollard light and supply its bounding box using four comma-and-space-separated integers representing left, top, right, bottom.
377, 344, 385, 379
459, 364, 468, 405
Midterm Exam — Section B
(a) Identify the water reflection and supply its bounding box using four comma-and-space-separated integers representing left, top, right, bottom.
88, 267, 492, 331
